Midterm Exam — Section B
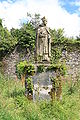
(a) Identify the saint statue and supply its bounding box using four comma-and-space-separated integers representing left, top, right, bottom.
36, 16, 51, 63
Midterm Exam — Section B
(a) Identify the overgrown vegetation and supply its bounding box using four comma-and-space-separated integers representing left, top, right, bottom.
0, 19, 17, 60
16, 61, 35, 96
11, 23, 36, 51
0, 73, 80, 120
47, 63, 67, 75
16, 61, 35, 78
37, 65, 45, 73
0, 18, 36, 60
26, 77, 33, 95
50, 28, 80, 64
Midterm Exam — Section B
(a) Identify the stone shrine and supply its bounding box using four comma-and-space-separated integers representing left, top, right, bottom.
33, 17, 53, 100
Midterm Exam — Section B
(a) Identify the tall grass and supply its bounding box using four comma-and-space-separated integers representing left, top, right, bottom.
0, 73, 80, 120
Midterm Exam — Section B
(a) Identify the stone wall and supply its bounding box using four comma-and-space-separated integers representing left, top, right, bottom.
61, 45, 80, 81
1, 44, 80, 81
1, 46, 34, 79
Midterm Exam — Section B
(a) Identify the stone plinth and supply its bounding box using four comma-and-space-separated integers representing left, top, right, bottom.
31, 63, 56, 100
32, 71, 54, 100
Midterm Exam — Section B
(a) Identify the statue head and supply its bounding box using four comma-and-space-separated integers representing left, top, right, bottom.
41, 16, 47, 26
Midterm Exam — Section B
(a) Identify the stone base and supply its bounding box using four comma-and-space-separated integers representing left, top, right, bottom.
32, 71, 53, 101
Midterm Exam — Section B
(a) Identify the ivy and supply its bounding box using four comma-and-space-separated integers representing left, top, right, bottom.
26, 77, 33, 94
37, 65, 45, 73
47, 63, 66, 76
16, 61, 35, 77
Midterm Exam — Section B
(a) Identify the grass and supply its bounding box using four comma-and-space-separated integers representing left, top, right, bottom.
0, 73, 80, 120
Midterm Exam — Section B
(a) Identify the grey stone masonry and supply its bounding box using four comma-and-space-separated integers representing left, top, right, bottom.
61, 49, 80, 81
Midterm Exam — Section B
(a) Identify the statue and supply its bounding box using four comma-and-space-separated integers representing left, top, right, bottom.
36, 16, 51, 63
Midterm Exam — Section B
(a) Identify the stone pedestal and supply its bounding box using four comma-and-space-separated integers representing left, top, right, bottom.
32, 71, 53, 100
32, 64, 56, 101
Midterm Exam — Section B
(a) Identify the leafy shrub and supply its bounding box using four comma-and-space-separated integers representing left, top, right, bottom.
47, 63, 66, 75
11, 23, 36, 51
37, 65, 45, 73
16, 61, 35, 77
0, 21, 17, 59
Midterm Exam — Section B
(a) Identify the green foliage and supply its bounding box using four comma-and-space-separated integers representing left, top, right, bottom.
0, 107, 15, 120
51, 47, 62, 63
16, 61, 27, 75
50, 28, 66, 44
47, 64, 61, 71
50, 28, 80, 64
59, 63, 67, 75
0, 18, 2, 27
10, 28, 20, 38
11, 23, 36, 51
26, 77, 33, 94
76, 34, 80, 41
50, 29, 64, 63
24, 63, 35, 76
19, 23, 36, 50
27, 13, 41, 29
0, 19, 36, 59
16, 61, 35, 77
50, 77, 57, 89
0, 19, 17, 59
47, 63, 66, 75
37, 65, 45, 73
0, 73, 80, 120
50, 28, 80, 45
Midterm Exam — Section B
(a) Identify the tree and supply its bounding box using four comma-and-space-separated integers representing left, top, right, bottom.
76, 34, 80, 41
0, 18, 2, 27
10, 23, 36, 51
0, 19, 17, 59
27, 13, 41, 29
